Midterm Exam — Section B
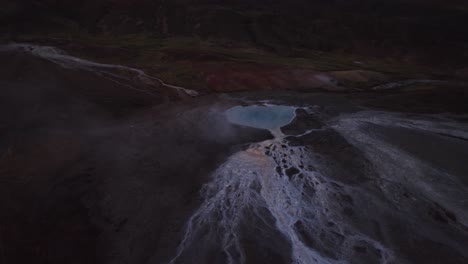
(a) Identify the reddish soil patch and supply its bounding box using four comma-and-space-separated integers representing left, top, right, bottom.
198, 62, 330, 92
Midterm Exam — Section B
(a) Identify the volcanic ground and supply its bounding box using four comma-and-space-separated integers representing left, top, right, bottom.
1, 44, 468, 264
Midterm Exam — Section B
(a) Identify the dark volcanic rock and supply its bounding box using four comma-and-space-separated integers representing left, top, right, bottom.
280, 108, 323, 135
286, 129, 372, 184
285, 167, 300, 178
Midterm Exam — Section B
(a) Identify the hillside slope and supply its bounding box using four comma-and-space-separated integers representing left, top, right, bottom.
2, 0, 468, 65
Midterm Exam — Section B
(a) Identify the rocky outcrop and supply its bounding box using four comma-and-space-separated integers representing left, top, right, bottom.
281, 109, 323, 136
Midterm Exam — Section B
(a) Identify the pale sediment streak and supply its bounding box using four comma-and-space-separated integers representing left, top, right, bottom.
169, 135, 394, 264
371, 79, 442, 90
170, 110, 468, 264
330, 111, 468, 140
3, 43, 199, 97
330, 111, 468, 229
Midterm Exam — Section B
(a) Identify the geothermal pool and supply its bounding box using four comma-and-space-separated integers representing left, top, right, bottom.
225, 105, 296, 130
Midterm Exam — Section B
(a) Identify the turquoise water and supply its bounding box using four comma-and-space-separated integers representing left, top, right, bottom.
225, 105, 296, 130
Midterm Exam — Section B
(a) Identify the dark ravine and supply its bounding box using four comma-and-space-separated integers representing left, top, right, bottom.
1, 42, 468, 264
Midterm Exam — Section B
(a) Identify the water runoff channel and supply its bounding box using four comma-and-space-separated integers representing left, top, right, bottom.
168, 104, 396, 264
